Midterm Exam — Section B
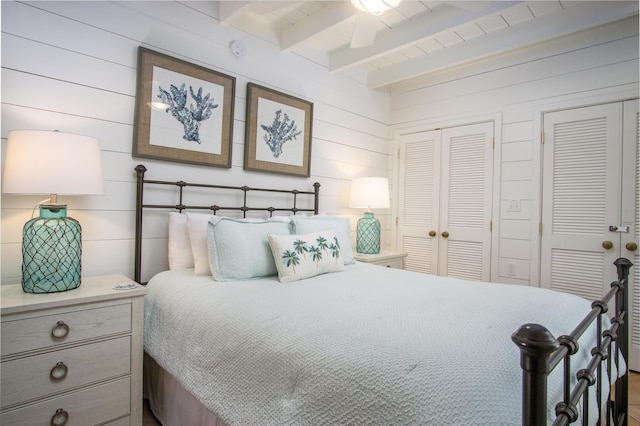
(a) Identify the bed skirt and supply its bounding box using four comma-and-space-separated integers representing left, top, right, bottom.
144, 352, 228, 426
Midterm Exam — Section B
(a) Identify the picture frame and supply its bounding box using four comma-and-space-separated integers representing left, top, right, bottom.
244, 83, 313, 177
132, 47, 235, 168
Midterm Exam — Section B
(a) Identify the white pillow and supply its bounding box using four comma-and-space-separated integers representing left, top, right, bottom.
168, 213, 194, 270
291, 216, 355, 264
268, 229, 345, 283
186, 213, 217, 276
207, 217, 291, 281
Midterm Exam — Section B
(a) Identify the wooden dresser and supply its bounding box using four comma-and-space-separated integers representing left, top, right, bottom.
0, 275, 146, 426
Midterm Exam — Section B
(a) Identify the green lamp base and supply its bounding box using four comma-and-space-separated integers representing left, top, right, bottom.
356, 212, 381, 254
22, 205, 82, 293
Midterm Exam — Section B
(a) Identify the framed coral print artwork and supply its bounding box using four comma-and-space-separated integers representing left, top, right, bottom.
244, 83, 313, 177
132, 47, 235, 167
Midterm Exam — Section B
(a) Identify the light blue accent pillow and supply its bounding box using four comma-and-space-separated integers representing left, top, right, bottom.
291, 216, 355, 264
207, 217, 291, 281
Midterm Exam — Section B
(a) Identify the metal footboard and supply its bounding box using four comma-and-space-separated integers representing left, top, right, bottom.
512, 258, 632, 426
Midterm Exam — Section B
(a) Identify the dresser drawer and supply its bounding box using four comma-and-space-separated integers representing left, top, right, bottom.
0, 377, 131, 426
376, 259, 404, 269
1, 336, 131, 408
1, 302, 131, 356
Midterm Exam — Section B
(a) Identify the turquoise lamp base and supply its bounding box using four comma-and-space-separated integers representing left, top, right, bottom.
356, 212, 381, 254
22, 205, 82, 293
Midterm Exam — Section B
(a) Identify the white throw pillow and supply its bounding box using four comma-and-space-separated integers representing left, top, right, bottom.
207, 217, 291, 281
268, 229, 345, 283
291, 216, 355, 264
168, 212, 194, 270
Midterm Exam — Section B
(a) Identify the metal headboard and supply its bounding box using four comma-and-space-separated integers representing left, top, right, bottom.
134, 164, 321, 283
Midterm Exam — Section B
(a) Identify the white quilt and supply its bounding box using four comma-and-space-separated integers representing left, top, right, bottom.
143, 263, 618, 425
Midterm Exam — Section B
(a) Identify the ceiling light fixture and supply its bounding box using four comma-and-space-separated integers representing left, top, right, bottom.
351, 0, 401, 15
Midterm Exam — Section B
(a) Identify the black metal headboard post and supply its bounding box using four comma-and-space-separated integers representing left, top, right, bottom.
134, 164, 146, 284
133, 165, 321, 283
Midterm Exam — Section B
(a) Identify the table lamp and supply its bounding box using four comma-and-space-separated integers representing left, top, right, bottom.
2, 130, 104, 293
349, 177, 390, 254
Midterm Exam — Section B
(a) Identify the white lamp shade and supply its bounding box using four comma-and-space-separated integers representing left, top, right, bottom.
349, 177, 390, 209
2, 130, 104, 196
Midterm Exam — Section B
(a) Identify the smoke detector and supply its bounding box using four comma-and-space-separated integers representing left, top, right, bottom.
229, 40, 246, 58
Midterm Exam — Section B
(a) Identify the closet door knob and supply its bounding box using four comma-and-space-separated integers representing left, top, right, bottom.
602, 240, 613, 250
442, 231, 449, 238
626, 242, 638, 251
428, 230, 436, 237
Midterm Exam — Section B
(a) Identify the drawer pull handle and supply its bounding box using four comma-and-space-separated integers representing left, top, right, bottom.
50, 408, 69, 426
51, 321, 70, 339
50, 362, 68, 381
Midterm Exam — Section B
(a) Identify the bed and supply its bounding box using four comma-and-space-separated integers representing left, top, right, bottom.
134, 165, 632, 426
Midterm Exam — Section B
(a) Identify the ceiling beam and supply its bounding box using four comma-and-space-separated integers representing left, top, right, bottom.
367, 1, 639, 89
250, 1, 299, 15
218, 1, 252, 26
281, 2, 357, 51
329, 1, 521, 72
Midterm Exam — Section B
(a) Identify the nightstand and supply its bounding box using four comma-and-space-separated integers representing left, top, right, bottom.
354, 251, 407, 269
0, 275, 146, 426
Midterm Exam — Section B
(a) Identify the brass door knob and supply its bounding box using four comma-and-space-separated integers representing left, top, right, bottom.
626, 242, 638, 251
602, 240, 613, 250
428, 230, 436, 237
442, 231, 449, 238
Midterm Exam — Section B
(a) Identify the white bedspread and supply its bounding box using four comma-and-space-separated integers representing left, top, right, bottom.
143, 263, 617, 425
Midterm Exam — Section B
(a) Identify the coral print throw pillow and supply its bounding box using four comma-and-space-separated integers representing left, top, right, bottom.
267, 229, 345, 283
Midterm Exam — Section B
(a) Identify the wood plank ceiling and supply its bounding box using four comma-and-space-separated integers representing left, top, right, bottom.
212, 1, 639, 89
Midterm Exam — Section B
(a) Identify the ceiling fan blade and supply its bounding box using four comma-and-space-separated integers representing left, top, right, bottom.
350, 12, 379, 48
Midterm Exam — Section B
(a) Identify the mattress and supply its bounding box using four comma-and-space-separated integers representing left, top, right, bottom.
143, 262, 618, 425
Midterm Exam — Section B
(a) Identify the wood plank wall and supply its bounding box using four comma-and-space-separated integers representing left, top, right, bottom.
389, 16, 639, 286
0, 1, 392, 284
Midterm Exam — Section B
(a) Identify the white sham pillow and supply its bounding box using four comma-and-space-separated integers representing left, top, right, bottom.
186, 213, 217, 276
168, 212, 194, 270
267, 229, 345, 283
291, 216, 355, 264
207, 217, 291, 281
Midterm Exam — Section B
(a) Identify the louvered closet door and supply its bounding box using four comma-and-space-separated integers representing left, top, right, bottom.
541, 104, 622, 301
397, 123, 493, 279
397, 131, 441, 274
439, 123, 494, 281
541, 100, 639, 371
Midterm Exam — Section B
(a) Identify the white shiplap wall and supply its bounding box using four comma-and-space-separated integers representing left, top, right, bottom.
389, 16, 639, 286
0, 1, 391, 284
